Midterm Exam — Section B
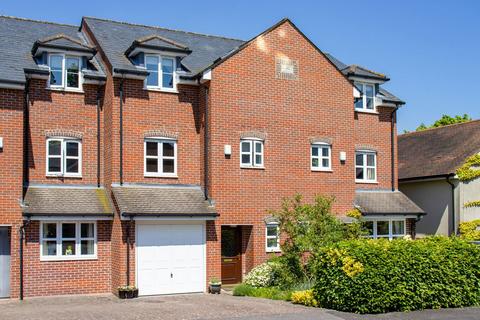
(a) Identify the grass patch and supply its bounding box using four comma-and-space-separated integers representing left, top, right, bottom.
233, 284, 292, 301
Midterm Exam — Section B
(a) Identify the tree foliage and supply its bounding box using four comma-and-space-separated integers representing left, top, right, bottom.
414, 114, 472, 132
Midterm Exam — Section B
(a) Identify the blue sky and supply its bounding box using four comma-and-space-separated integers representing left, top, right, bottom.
2, 0, 479, 132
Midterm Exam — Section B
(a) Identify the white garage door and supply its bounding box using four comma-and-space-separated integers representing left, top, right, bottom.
136, 223, 206, 296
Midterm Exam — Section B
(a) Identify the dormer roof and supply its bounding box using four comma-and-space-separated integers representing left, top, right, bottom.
0, 16, 105, 87
32, 33, 96, 56
125, 34, 191, 57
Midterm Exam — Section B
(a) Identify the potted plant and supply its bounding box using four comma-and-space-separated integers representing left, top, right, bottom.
208, 278, 222, 294
118, 285, 138, 299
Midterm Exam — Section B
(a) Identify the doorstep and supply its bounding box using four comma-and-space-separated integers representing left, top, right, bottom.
221, 284, 237, 295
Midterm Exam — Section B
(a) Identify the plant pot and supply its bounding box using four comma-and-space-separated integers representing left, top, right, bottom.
209, 283, 221, 294
118, 288, 138, 299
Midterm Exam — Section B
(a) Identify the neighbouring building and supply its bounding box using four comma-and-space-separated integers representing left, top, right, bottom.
399, 120, 480, 237
0, 15, 422, 299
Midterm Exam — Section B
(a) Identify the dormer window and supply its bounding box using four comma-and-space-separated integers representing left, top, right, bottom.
145, 55, 176, 91
355, 82, 375, 111
48, 54, 81, 90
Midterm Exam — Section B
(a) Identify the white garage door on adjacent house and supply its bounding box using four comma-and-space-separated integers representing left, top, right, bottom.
136, 222, 206, 296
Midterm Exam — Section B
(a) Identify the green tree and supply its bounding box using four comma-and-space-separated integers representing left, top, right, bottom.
269, 195, 363, 285
415, 114, 472, 131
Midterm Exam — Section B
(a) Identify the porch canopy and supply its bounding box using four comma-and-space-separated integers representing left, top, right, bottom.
354, 190, 425, 216
112, 184, 217, 220
22, 185, 113, 219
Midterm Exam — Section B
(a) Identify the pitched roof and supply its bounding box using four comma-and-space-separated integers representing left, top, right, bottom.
22, 185, 113, 217
112, 184, 217, 217
398, 120, 480, 180
0, 16, 105, 85
82, 17, 244, 76
355, 190, 425, 215
34, 33, 95, 53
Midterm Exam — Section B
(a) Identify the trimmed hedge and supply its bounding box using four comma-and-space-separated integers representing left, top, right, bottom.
313, 237, 480, 314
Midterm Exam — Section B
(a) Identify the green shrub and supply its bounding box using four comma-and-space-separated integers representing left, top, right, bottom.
233, 284, 291, 300
313, 237, 480, 314
244, 262, 278, 287
459, 220, 480, 241
291, 290, 319, 307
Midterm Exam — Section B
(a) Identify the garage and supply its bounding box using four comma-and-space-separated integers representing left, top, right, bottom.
136, 222, 206, 296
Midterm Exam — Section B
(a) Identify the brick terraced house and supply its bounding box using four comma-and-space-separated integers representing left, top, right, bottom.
0, 15, 423, 298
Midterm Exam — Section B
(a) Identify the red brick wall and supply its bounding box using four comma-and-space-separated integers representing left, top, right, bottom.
207, 21, 357, 272
0, 88, 24, 298
23, 221, 111, 297
354, 106, 397, 190
27, 79, 103, 185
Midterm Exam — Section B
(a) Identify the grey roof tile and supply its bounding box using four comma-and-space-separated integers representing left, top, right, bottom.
0, 16, 105, 84
399, 120, 480, 180
112, 184, 217, 217
83, 17, 244, 76
355, 190, 425, 215
23, 185, 113, 216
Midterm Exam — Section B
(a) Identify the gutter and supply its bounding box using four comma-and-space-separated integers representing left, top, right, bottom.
96, 88, 103, 188
204, 87, 209, 200
119, 77, 125, 186
122, 212, 219, 218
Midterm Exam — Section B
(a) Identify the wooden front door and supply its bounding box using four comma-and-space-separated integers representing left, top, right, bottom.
221, 226, 242, 284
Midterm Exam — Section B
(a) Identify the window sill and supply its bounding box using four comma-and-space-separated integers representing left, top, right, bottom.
240, 165, 265, 170
144, 87, 178, 94
355, 180, 378, 184
47, 87, 85, 94
46, 174, 82, 179
144, 173, 178, 178
355, 109, 379, 115
266, 248, 281, 253
311, 168, 333, 172
40, 255, 97, 262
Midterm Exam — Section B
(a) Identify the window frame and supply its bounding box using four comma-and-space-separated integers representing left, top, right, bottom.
144, 137, 178, 177
354, 82, 376, 112
265, 223, 280, 252
355, 150, 377, 183
240, 138, 264, 169
40, 221, 97, 261
46, 138, 82, 178
48, 53, 82, 91
311, 143, 332, 171
144, 54, 177, 92
364, 218, 406, 240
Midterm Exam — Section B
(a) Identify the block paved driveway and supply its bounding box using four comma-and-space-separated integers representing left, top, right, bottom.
0, 293, 479, 320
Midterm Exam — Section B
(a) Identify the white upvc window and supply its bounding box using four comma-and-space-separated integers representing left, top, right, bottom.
48, 54, 82, 90
145, 54, 176, 91
240, 139, 264, 168
40, 221, 97, 261
46, 138, 82, 177
266, 223, 280, 252
364, 219, 406, 240
355, 151, 376, 183
355, 82, 375, 111
144, 138, 177, 177
311, 143, 331, 171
